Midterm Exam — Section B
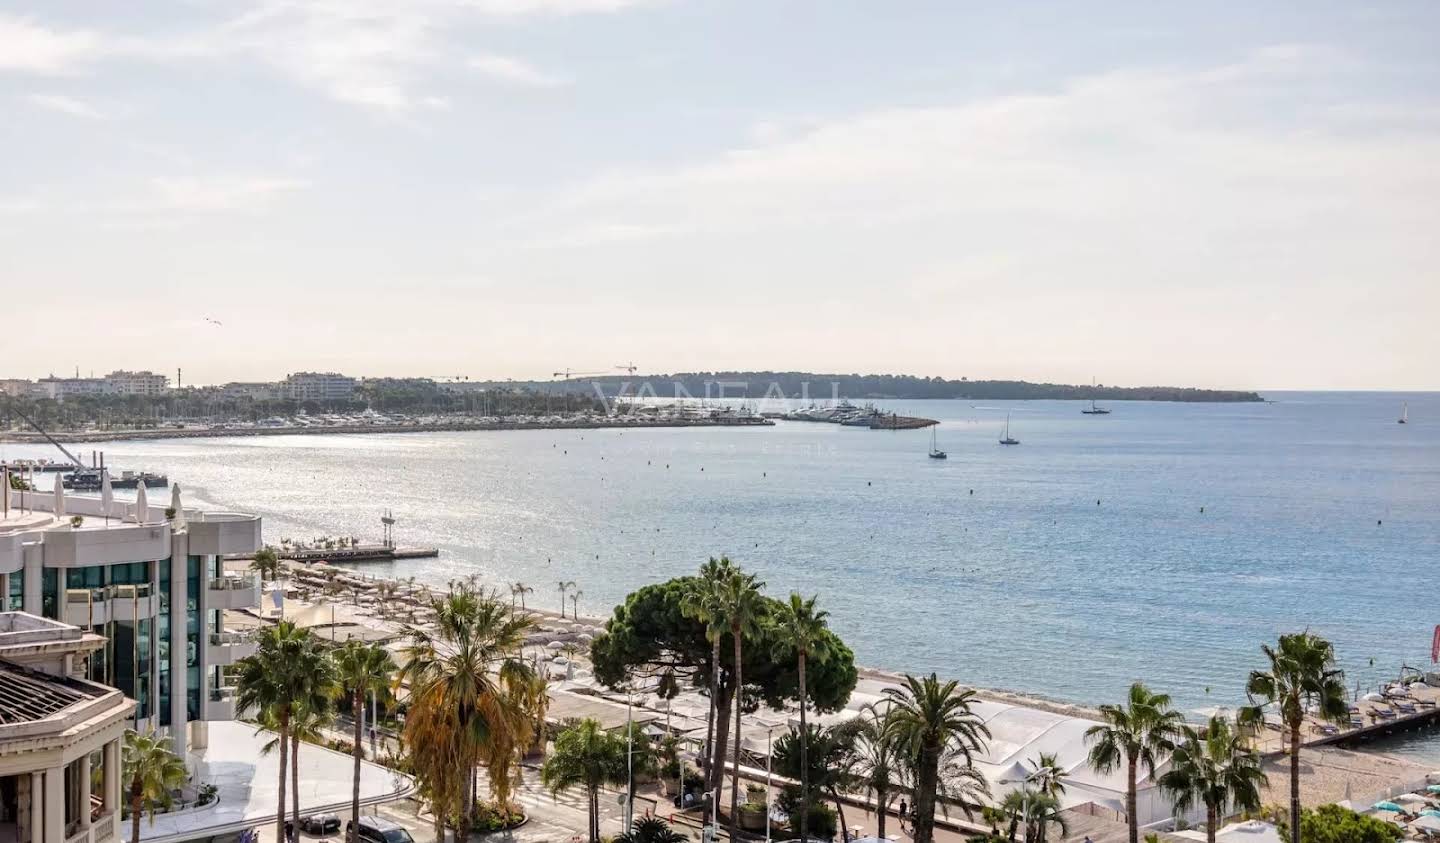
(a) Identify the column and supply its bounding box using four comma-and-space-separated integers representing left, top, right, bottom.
169, 551, 188, 758
78, 755, 92, 830
30, 772, 44, 843
44, 767, 63, 843
103, 739, 121, 816
2, 572, 9, 610
23, 551, 42, 615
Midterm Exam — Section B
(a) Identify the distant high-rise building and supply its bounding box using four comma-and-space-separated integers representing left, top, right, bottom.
102, 369, 169, 396
283, 371, 356, 401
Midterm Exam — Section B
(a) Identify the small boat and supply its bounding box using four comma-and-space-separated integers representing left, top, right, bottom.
1398, 402, 1408, 424
928, 427, 947, 459
999, 414, 1020, 446
1082, 378, 1110, 414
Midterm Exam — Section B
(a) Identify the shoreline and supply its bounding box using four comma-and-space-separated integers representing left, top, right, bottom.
0, 416, 773, 444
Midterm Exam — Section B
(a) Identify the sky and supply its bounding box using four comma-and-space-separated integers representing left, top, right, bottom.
2, 1, 1437, 390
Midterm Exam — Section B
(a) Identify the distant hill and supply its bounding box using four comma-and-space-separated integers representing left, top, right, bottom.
506, 371, 1263, 402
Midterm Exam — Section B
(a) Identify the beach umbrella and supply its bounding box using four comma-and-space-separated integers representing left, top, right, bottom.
1363, 692, 1385, 702
170, 483, 185, 528
2, 469, 11, 515
100, 471, 113, 522
1373, 801, 1403, 812
1428, 785, 1440, 794
53, 473, 65, 518
1411, 816, 1440, 836
134, 483, 148, 523
1396, 793, 1428, 805
1422, 810, 1440, 819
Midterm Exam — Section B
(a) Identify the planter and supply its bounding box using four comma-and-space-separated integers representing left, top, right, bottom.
739, 806, 767, 832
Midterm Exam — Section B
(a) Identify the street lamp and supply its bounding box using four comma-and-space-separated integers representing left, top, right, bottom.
765, 728, 774, 843
625, 690, 635, 834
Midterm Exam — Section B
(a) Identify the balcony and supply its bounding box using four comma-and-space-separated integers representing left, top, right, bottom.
186, 512, 262, 555
40, 523, 170, 567
206, 572, 260, 610
205, 685, 238, 720
206, 630, 258, 665
63, 584, 159, 627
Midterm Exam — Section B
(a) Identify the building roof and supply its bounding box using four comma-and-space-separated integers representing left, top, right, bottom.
0, 662, 97, 725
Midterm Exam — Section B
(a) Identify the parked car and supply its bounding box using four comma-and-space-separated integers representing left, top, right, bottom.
346, 816, 415, 843
285, 814, 341, 838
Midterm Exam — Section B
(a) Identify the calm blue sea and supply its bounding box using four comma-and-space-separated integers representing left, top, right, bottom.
7, 391, 1438, 758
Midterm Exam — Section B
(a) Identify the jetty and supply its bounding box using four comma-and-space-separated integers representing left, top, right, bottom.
784, 401, 938, 429
228, 544, 438, 564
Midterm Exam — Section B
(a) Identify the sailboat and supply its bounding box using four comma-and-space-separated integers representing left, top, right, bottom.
999, 414, 1020, 446
928, 427, 947, 459
1398, 402, 1408, 424
1081, 377, 1111, 414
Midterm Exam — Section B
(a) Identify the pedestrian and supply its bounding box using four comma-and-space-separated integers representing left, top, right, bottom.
898, 799, 908, 823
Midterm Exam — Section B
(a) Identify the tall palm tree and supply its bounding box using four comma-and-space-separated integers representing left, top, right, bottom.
250, 546, 281, 582
558, 580, 576, 617
847, 706, 902, 840
335, 640, 397, 841
713, 569, 767, 841
540, 718, 629, 843
775, 724, 859, 840
771, 593, 831, 843
680, 556, 734, 822
1158, 716, 1267, 843
1240, 632, 1347, 843
1084, 682, 1183, 843
400, 585, 543, 843
1026, 752, 1067, 800
514, 581, 533, 610
235, 620, 320, 843
123, 729, 188, 843
570, 589, 583, 620
882, 674, 991, 843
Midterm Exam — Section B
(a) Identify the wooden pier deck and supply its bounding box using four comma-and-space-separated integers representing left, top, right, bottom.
227, 544, 439, 564
1248, 675, 1440, 755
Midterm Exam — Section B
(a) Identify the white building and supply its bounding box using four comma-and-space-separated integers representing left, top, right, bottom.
33, 378, 106, 400
218, 382, 283, 401
102, 371, 169, 397
282, 372, 356, 402
1, 480, 262, 759
0, 612, 132, 843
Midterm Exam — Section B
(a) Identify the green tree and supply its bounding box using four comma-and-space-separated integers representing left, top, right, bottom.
1000, 791, 1067, 843
334, 640, 398, 841
1277, 804, 1402, 843
680, 556, 735, 821
250, 546, 281, 581
123, 729, 188, 843
1026, 752, 1067, 800
847, 706, 903, 840
771, 592, 832, 843
615, 816, 688, 843
235, 620, 323, 843
713, 569, 767, 841
1084, 682, 1183, 843
881, 674, 991, 843
540, 718, 629, 843
400, 586, 544, 843
596, 565, 857, 823
1158, 716, 1267, 843
1240, 633, 1348, 843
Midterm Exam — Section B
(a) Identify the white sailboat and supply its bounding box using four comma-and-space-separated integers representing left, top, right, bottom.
1398, 402, 1408, 424
999, 414, 1019, 445
928, 427, 947, 459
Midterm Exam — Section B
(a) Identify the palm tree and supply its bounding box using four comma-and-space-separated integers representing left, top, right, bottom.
400, 585, 544, 843
558, 580, 576, 617
882, 674, 991, 843
250, 546, 281, 581
1240, 632, 1347, 843
771, 593, 831, 843
512, 581, 533, 610
1026, 752, 1067, 800
1000, 791, 1067, 843
1084, 682, 1183, 843
335, 640, 397, 841
570, 589, 583, 620
123, 730, 188, 843
847, 707, 902, 840
614, 816, 687, 843
235, 620, 321, 843
1158, 716, 1267, 843
540, 718, 629, 843
713, 569, 767, 841
286, 699, 333, 831
680, 556, 734, 821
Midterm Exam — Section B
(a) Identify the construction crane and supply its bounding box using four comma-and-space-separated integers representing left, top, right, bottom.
615, 362, 639, 376
2, 396, 91, 471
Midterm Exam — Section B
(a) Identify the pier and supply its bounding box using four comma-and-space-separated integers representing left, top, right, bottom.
228, 544, 439, 564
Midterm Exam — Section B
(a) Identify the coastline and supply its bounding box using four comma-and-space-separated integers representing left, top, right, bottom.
0, 416, 773, 444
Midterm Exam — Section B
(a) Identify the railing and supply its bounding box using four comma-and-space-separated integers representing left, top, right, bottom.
93, 812, 116, 842
208, 574, 258, 591
109, 583, 150, 600
208, 630, 255, 646
210, 685, 237, 702
65, 583, 151, 603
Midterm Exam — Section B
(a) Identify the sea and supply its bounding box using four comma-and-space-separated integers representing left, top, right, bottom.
5, 391, 1439, 761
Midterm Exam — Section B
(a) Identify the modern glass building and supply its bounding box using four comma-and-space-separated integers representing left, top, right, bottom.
1, 483, 261, 757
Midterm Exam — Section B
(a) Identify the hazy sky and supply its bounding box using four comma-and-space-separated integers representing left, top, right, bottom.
3, 2, 1437, 389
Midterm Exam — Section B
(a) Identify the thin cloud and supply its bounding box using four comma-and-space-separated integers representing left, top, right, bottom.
0, 14, 101, 73
25, 93, 105, 119
149, 175, 309, 212
468, 53, 568, 88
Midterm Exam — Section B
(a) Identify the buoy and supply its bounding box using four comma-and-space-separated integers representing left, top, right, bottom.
1377, 519, 1382, 526
1096, 499, 1101, 506
1200, 507, 1204, 513
867, 481, 872, 486
969, 489, 973, 495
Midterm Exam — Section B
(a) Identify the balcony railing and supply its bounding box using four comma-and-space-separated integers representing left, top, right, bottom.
65, 583, 152, 603
210, 685, 237, 702
208, 573, 258, 591
93, 813, 116, 843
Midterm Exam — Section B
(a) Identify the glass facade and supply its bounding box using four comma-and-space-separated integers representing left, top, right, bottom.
5, 570, 20, 610
50, 561, 156, 720
186, 556, 202, 722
